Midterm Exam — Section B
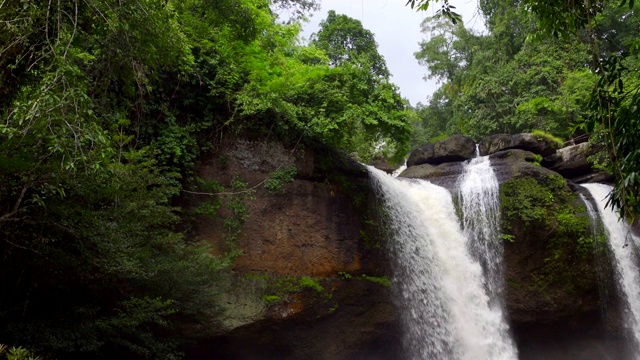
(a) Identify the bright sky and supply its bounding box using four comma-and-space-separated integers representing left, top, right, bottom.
301, 0, 485, 106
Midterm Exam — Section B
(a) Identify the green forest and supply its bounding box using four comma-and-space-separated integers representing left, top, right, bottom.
0, 0, 638, 358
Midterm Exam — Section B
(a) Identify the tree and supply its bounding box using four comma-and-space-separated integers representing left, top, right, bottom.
0, 2, 416, 354
232, 10, 412, 162
414, 10, 592, 142
312, 10, 390, 78
414, 15, 470, 84
408, 0, 640, 221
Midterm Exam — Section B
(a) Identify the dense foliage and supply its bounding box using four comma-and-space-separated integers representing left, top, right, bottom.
409, 0, 640, 220
412, 2, 593, 142
0, 0, 411, 358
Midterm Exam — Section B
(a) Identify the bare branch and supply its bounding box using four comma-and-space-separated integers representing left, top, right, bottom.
0, 185, 29, 222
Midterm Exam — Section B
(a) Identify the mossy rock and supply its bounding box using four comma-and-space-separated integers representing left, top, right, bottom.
500, 172, 612, 326
478, 132, 561, 157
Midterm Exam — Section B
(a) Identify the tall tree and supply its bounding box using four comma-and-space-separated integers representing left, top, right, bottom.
312, 10, 390, 78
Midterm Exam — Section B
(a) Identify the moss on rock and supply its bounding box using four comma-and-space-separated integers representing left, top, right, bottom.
501, 173, 604, 316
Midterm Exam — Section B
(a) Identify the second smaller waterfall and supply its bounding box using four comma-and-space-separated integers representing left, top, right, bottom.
457, 151, 518, 359
458, 150, 504, 300
583, 183, 640, 355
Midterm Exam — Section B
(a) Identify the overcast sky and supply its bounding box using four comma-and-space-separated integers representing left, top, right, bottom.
300, 0, 485, 106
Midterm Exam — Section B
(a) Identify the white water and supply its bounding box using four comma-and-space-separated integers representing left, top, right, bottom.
579, 193, 599, 233
457, 153, 517, 358
458, 150, 504, 299
392, 160, 408, 178
583, 183, 640, 354
368, 165, 517, 360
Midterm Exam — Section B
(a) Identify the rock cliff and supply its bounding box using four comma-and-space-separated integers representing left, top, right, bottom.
187, 139, 400, 359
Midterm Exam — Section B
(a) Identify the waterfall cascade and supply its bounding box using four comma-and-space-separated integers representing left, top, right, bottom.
458, 150, 505, 302
458, 153, 517, 356
368, 161, 517, 360
583, 183, 640, 355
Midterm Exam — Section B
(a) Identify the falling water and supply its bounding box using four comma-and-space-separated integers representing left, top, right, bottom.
457, 151, 517, 358
582, 183, 640, 354
579, 192, 610, 286
392, 159, 408, 178
580, 193, 599, 234
458, 148, 504, 300
367, 165, 517, 360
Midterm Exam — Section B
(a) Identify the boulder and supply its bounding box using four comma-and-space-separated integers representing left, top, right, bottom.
407, 135, 476, 166
401, 149, 555, 188
511, 133, 560, 157
399, 162, 464, 191
369, 155, 400, 174
478, 134, 513, 156
571, 171, 613, 184
546, 142, 595, 180
478, 133, 561, 157
489, 149, 558, 184
406, 144, 434, 167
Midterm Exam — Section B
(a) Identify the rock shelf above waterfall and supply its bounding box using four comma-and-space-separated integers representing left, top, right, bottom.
479, 133, 560, 157
401, 132, 611, 187
407, 134, 476, 167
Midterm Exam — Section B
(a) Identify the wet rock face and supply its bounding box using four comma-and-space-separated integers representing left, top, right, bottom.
191, 138, 399, 359
407, 134, 476, 167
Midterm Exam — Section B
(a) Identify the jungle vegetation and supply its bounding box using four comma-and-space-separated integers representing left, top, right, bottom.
0, 0, 410, 358
410, 0, 640, 220
0, 0, 639, 357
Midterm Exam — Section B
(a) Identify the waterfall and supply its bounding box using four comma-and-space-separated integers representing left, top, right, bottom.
392, 159, 408, 178
458, 150, 504, 301
367, 165, 517, 360
582, 183, 640, 354
579, 193, 612, 301
457, 152, 517, 357
579, 193, 599, 235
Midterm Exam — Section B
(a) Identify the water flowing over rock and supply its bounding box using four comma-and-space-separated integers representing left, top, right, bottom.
200, 134, 634, 359
457, 153, 516, 358
368, 166, 517, 360
583, 183, 640, 356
